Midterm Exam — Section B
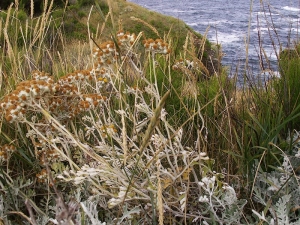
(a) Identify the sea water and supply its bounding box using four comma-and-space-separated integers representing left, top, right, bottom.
128, 0, 300, 84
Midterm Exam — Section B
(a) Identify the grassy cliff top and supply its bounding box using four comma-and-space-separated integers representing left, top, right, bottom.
53, 0, 212, 56
0, 0, 217, 77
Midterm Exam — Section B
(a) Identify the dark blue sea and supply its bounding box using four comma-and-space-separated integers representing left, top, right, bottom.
129, 0, 300, 84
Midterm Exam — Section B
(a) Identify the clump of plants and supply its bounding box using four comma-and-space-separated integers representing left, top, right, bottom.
1, 0, 300, 224
274, 44, 300, 130
0, 25, 242, 224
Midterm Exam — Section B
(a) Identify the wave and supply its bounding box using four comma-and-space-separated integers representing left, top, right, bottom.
209, 32, 241, 44
164, 9, 186, 13
291, 27, 300, 32
252, 28, 269, 32
203, 20, 235, 26
260, 70, 280, 79
187, 22, 198, 26
282, 6, 300, 12
256, 11, 280, 16
129, 0, 298, 78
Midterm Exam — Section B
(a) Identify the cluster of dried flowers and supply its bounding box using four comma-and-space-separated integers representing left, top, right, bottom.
0, 70, 107, 123
173, 58, 209, 80
0, 144, 16, 164
143, 38, 171, 54
6, 31, 247, 225
0, 71, 54, 123
0, 31, 171, 182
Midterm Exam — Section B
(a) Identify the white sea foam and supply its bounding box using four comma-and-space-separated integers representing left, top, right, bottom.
164, 9, 186, 13
209, 32, 241, 44
291, 27, 300, 32
289, 18, 300, 23
187, 22, 198, 26
195, 20, 234, 30
266, 51, 279, 60
256, 11, 279, 16
282, 6, 300, 12
261, 70, 281, 79
210, 19, 233, 25
252, 27, 269, 33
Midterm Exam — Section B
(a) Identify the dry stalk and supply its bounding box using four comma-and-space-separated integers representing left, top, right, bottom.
197, 27, 210, 60
3, 4, 14, 60
121, 110, 128, 165
130, 16, 160, 37
107, 0, 115, 30
100, 12, 111, 38
157, 160, 164, 225
30, 0, 34, 19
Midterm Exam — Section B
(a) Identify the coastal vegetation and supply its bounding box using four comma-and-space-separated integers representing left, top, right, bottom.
0, 0, 299, 224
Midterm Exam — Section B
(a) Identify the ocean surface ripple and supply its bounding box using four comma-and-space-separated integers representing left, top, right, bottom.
129, 0, 300, 84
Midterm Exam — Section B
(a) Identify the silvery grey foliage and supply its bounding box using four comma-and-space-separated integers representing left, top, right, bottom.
80, 200, 107, 225
197, 174, 247, 224
252, 139, 300, 225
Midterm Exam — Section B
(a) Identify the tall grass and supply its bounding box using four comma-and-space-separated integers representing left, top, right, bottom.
0, 0, 299, 224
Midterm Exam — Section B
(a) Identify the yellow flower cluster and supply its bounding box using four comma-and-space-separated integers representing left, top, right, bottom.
143, 38, 171, 54
0, 144, 16, 164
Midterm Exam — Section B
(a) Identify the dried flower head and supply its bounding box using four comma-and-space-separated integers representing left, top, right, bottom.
143, 38, 171, 54
0, 144, 16, 164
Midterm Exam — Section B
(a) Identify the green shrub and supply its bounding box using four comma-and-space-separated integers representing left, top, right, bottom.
78, 0, 95, 7
16, 9, 27, 20
77, 10, 87, 18
0, 0, 66, 14
276, 44, 300, 129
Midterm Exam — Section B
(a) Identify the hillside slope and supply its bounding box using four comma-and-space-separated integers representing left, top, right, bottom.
59, 0, 219, 75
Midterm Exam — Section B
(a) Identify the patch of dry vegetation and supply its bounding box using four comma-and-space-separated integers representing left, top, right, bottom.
0, 0, 299, 224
